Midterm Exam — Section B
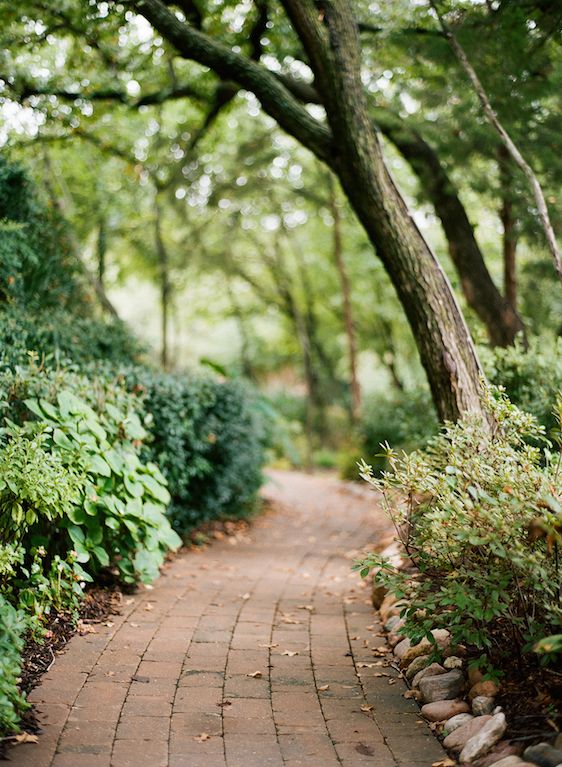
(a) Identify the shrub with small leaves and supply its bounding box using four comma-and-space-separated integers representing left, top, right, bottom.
356, 387, 562, 662
0, 594, 29, 734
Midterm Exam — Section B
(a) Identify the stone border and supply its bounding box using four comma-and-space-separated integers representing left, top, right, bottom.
372, 542, 562, 767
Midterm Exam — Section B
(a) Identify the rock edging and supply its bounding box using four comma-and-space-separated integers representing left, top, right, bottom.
372, 543, 562, 767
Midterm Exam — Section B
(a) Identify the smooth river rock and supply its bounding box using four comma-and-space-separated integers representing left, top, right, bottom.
459, 712, 507, 763
443, 715, 493, 752
523, 742, 562, 767
419, 668, 465, 703
399, 628, 451, 668
444, 712, 474, 733
468, 680, 500, 702
472, 695, 496, 716
405, 654, 431, 681
421, 699, 470, 722
412, 662, 446, 689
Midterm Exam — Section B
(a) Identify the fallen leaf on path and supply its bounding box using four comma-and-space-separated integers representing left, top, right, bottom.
247, 671, 263, 678
432, 760, 456, 767
318, 684, 330, 691
194, 733, 211, 742
129, 623, 139, 628
360, 705, 374, 713
281, 650, 299, 657
240, 593, 251, 600
371, 647, 390, 656
259, 643, 279, 649
77, 621, 97, 635
144, 603, 154, 611
297, 605, 315, 612
217, 700, 232, 707
373, 673, 390, 678
103, 621, 114, 628
387, 678, 397, 685
14, 733, 38, 745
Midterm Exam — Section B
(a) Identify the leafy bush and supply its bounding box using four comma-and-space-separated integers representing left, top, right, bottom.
357, 388, 562, 663
0, 156, 82, 309
129, 370, 266, 534
481, 335, 562, 438
0, 305, 144, 373
0, 595, 29, 733
0, 367, 181, 585
341, 388, 438, 480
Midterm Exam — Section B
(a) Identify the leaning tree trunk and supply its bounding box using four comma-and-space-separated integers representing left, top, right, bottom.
132, 0, 491, 424
282, 0, 488, 423
154, 201, 171, 370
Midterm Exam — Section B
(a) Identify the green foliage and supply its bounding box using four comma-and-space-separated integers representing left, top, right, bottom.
0, 594, 29, 733
0, 304, 144, 373
0, 423, 83, 539
482, 336, 562, 438
0, 367, 181, 585
341, 388, 438, 481
356, 388, 562, 660
0, 156, 82, 309
130, 370, 266, 534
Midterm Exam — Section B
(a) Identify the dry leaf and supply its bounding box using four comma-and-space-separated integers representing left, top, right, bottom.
360, 704, 374, 713
217, 700, 232, 707
281, 650, 299, 657
194, 733, 211, 742
297, 605, 315, 612
240, 593, 251, 600
130, 622, 139, 628
387, 678, 397, 685
144, 603, 154, 611
246, 671, 263, 678
14, 733, 38, 745
432, 760, 456, 767
373, 672, 390, 678
355, 743, 374, 756
357, 663, 376, 669
103, 621, 114, 628
371, 647, 390, 656
259, 643, 279, 649
318, 684, 330, 691
403, 690, 421, 700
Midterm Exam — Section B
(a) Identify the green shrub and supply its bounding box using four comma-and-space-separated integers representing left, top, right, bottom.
0, 367, 181, 585
341, 388, 439, 481
0, 594, 29, 733
0, 305, 144, 373
481, 335, 562, 438
129, 370, 266, 535
356, 388, 562, 662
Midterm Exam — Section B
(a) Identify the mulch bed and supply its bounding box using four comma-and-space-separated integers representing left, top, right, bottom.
0, 587, 122, 761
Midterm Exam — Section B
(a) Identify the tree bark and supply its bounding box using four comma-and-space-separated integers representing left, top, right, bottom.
373, 108, 526, 346
97, 214, 107, 288
328, 175, 361, 422
154, 201, 171, 370
132, 0, 491, 424
432, 1, 562, 285
498, 147, 519, 312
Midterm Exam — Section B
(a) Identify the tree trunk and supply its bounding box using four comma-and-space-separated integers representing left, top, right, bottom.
97, 215, 107, 288
498, 147, 519, 312
154, 201, 171, 370
328, 175, 361, 422
373, 108, 526, 347
282, 0, 488, 423
132, 0, 493, 424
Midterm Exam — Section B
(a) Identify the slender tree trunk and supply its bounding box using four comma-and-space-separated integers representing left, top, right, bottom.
97, 215, 107, 288
227, 279, 255, 380
498, 147, 519, 312
328, 175, 361, 421
373, 108, 526, 347
154, 201, 171, 370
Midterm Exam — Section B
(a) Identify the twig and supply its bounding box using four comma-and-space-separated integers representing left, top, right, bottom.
46, 647, 56, 672
429, 0, 562, 286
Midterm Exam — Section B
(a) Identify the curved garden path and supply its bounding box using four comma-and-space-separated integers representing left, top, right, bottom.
9, 470, 445, 767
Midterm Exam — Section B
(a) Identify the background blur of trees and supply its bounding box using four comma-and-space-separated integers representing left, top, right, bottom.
1, 0, 560, 464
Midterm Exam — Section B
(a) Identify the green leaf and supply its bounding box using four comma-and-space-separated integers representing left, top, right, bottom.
85, 454, 111, 477
53, 428, 73, 449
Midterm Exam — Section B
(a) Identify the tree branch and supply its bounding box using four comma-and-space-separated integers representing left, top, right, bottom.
129, 0, 333, 160
431, 0, 562, 285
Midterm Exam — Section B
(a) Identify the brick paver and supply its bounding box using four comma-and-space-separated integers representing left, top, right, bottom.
9, 470, 445, 767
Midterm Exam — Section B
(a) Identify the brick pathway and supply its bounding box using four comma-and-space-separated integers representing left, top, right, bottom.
9, 470, 445, 767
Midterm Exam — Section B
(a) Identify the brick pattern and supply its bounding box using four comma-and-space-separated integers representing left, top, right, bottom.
9, 470, 445, 767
